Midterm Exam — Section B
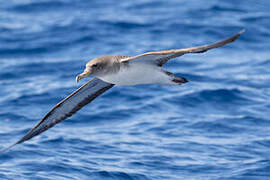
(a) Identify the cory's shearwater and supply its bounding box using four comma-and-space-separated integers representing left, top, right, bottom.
1, 30, 245, 153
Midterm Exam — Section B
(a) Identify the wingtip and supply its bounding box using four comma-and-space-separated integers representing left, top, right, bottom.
239, 29, 246, 35
230, 29, 245, 42
0, 143, 18, 155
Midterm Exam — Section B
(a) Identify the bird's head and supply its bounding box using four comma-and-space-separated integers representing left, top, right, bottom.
76, 57, 110, 83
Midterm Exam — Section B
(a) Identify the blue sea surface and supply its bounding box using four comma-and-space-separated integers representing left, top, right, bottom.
1, 0, 270, 179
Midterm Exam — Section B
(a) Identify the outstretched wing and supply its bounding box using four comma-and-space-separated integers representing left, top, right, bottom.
1, 78, 114, 153
121, 29, 245, 66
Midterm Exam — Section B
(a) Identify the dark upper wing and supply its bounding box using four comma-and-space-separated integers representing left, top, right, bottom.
1, 78, 114, 153
121, 29, 245, 66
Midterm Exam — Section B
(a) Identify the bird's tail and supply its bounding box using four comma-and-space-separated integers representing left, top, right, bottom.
163, 70, 188, 85
172, 75, 188, 84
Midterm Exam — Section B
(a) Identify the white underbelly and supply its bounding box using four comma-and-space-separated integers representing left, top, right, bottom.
97, 63, 172, 85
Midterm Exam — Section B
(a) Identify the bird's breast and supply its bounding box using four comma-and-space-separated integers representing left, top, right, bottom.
97, 63, 171, 85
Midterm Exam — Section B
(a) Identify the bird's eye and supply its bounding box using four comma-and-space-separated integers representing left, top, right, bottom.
92, 64, 98, 68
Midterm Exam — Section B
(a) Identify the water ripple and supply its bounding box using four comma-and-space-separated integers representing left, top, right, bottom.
0, 0, 270, 180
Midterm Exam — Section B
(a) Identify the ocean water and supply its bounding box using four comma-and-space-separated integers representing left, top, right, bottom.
0, 0, 270, 179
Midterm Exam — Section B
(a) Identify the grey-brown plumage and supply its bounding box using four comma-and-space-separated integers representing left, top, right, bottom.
1, 78, 114, 153
76, 29, 244, 85
1, 30, 244, 153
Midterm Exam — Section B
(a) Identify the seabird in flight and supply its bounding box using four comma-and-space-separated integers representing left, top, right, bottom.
0, 30, 245, 153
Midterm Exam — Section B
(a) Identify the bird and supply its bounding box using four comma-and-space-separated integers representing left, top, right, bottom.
0, 30, 245, 153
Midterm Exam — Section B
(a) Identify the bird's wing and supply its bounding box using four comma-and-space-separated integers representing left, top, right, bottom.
1, 78, 114, 153
121, 29, 245, 66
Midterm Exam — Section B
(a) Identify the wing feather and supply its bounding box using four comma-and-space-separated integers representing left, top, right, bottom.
1, 78, 114, 153
121, 29, 245, 66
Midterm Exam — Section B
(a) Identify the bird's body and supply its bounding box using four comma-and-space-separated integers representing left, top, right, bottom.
97, 60, 180, 85
0, 30, 245, 153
